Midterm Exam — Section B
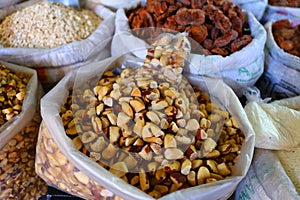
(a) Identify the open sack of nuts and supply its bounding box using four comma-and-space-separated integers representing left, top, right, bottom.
256, 19, 300, 100
111, 0, 266, 96
262, 0, 300, 23
36, 33, 255, 199
0, 0, 115, 89
0, 62, 48, 198
0, 61, 38, 146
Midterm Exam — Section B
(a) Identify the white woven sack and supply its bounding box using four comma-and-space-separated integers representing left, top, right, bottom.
256, 21, 300, 99
262, 4, 300, 23
0, 0, 24, 8
231, 0, 267, 20
235, 149, 300, 200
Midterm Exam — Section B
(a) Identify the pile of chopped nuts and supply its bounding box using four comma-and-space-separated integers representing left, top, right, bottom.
59, 33, 245, 198
0, 1, 102, 48
35, 122, 121, 200
0, 64, 29, 127
0, 113, 48, 199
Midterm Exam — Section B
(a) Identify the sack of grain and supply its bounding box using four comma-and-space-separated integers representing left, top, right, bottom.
0, 0, 115, 89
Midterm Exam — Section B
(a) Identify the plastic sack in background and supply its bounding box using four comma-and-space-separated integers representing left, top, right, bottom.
262, 3, 300, 23
0, 61, 38, 149
112, 3, 266, 97
238, 87, 300, 199
243, 87, 300, 150
231, 0, 267, 20
37, 52, 255, 199
0, 0, 25, 8
256, 20, 300, 100
95, 0, 141, 10
235, 148, 300, 200
0, 0, 115, 89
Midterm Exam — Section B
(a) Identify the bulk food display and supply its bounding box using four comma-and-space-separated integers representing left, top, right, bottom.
256, 19, 300, 99
0, 0, 299, 199
268, 0, 300, 7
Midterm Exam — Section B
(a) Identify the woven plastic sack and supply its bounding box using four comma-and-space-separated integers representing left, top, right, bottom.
112, 3, 266, 97
0, 0, 25, 8
262, 4, 300, 23
256, 20, 300, 100
243, 87, 300, 150
231, 0, 267, 20
37, 52, 255, 199
236, 89, 300, 199
0, 0, 115, 88
235, 149, 300, 200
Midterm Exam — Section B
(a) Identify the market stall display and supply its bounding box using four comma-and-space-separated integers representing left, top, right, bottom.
0, 0, 298, 199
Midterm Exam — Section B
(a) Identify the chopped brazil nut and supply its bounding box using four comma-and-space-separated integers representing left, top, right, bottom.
0, 64, 30, 127
0, 113, 48, 199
